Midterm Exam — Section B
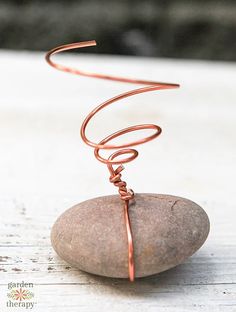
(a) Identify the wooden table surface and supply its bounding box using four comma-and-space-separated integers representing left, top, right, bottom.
0, 50, 235, 311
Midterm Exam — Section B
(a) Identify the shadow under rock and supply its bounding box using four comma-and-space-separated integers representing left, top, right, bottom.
77, 248, 215, 298
78, 263, 193, 298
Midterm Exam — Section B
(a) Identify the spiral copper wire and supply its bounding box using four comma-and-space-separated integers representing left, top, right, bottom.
45, 40, 180, 282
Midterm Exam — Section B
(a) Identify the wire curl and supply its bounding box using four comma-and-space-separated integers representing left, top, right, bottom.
45, 40, 179, 282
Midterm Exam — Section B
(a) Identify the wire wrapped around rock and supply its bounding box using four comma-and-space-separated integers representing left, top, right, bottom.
45, 40, 180, 282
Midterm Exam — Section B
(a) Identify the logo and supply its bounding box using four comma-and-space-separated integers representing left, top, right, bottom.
6, 281, 36, 309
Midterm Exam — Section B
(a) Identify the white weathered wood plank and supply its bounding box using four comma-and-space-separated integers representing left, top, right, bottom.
0, 51, 235, 311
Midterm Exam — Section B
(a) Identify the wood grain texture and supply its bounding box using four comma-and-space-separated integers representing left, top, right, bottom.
0, 51, 235, 311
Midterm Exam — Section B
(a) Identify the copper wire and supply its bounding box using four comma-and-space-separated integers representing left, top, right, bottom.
45, 40, 179, 282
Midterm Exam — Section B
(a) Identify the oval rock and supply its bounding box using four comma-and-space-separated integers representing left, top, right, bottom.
51, 193, 210, 278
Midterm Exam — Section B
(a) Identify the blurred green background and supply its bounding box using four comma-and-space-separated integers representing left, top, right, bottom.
0, 0, 235, 61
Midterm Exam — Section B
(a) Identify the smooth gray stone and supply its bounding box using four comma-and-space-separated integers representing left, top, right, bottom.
51, 193, 210, 279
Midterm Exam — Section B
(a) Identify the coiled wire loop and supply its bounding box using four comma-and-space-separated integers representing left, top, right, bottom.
45, 40, 179, 282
